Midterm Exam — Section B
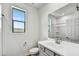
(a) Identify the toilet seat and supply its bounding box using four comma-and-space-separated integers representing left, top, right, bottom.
29, 48, 39, 55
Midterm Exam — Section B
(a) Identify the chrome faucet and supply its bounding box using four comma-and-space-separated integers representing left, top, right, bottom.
55, 37, 62, 44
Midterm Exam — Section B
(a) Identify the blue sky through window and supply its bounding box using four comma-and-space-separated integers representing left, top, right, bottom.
13, 8, 25, 21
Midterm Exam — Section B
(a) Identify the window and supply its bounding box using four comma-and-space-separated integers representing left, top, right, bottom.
12, 6, 26, 33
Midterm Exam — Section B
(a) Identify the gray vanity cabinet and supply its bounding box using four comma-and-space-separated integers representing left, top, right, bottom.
38, 44, 61, 56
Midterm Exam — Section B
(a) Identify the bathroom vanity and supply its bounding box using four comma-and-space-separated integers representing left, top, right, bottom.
38, 38, 79, 56
38, 43, 61, 56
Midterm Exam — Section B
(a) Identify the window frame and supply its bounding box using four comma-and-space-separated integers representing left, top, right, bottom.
11, 6, 26, 33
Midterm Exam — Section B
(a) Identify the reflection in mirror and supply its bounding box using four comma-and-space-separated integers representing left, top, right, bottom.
12, 6, 26, 33
48, 14, 52, 33
48, 3, 79, 44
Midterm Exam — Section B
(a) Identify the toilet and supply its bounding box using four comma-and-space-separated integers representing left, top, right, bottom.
29, 48, 39, 56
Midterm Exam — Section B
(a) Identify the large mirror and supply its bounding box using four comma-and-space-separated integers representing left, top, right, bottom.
12, 6, 26, 33
48, 3, 79, 44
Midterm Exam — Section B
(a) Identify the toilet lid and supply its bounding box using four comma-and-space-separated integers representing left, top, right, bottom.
29, 48, 39, 54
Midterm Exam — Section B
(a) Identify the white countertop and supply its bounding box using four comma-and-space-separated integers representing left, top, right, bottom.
38, 38, 79, 56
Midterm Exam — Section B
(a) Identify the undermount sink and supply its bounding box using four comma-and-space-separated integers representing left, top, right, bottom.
44, 41, 63, 50
46, 42, 53, 46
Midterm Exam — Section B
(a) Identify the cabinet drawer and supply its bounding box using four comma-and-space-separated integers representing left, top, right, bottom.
45, 48, 54, 56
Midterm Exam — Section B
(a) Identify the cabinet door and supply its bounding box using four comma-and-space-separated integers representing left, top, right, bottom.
39, 50, 48, 56
38, 44, 45, 51
39, 44, 47, 56
54, 52, 61, 56
45, 48, 54, 56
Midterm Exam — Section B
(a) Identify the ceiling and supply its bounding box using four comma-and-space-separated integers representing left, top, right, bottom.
26, 3, 47, 9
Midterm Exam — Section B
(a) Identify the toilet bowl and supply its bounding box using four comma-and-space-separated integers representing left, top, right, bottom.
29, 48, 39, 56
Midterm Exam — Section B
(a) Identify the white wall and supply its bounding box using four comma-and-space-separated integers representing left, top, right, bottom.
39, 3, 68, 41
0, 4, 2, 56
2, 3, 39, 56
